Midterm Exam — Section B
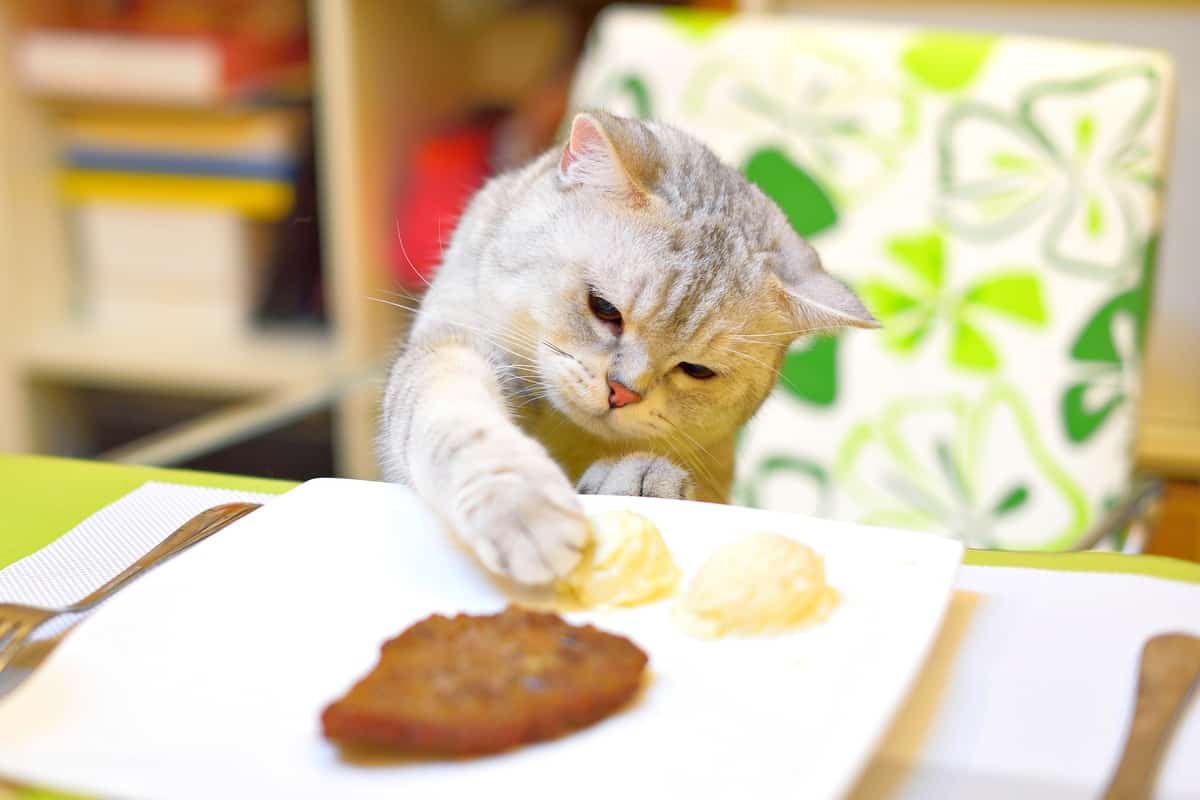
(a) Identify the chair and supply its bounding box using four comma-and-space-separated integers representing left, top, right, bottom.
566, 7, 1175, 550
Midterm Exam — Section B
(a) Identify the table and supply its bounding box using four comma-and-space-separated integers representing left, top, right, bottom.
5, 454, 1198, 585
2, 455, 1199, 798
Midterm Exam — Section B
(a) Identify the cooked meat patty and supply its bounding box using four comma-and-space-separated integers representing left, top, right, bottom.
321, 606, 648, 755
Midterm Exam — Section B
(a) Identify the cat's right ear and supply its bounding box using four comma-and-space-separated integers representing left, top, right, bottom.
558, 112, 657, 203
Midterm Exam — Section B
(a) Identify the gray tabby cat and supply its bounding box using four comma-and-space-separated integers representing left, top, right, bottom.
380, 111, 876, 585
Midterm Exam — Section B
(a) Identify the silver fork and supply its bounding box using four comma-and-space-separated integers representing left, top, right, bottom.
0, 502, 261, 674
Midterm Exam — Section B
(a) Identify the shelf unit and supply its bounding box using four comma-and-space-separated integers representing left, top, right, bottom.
0, 1, 534, 478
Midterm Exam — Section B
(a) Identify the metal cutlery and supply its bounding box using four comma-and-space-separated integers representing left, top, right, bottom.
0, 502, 260, 674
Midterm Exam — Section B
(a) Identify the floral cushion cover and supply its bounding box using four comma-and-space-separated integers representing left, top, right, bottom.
567, 7, 1174, 549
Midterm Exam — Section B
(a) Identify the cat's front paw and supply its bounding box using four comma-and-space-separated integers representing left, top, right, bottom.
451, 435, 589, 585
577, 454, 695, 501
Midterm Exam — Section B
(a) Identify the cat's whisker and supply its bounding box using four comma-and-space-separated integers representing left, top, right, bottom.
728, 323, 851, 339
394, 220, 434, 291
658, 414, 718, 465
657, 426, 722, 496
718, 345, 811, 397
663, 425, 725, 490
511, 393, 554, 412
373, 290, 543, 352
650, 413, 722, 494
369, 297, 538, 366
378, 286, 425, 305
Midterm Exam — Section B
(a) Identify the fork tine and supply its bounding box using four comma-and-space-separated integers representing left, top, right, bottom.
0, 621, 36, 675
0, 620, 14, 642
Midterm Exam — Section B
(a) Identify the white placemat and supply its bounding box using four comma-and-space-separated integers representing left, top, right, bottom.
853, 565, 1200, 799
0, 482, 276, 641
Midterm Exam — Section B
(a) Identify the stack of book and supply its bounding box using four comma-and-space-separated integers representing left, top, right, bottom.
12, 0, 314, 337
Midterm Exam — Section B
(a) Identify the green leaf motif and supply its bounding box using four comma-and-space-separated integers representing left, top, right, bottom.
780, 336, 838, 406
881, 311, 935, 353
937, 64, 1161, 280
934, 439, 970, 502
743, 148, 839, 238
1075, 114, 1097, 158
860, 279, 922, 318
1062, 382, 1125, 443
1085, 194, 1104, 238
992, 484, 1031, 516
950, 319, 999, 371
1136, 235, 1159, 344
991, 151, 1041, 172
662, 8, 729, 41
964, 271, 1048, 324
1060, 235, 1159, 445
1070, 235, 1157, 363
617, 75, 652, 119
902, 32, 997, 92
740, 454, 831, 514
1069, 291, 1141, 364
885, 231, 945, 289
595, 73, 653, 120
835, 386, 1089, 549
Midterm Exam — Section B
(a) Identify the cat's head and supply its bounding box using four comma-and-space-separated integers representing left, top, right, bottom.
505, 111, 877, 446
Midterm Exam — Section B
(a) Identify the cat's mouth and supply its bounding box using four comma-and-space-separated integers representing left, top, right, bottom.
538, 342, 631, 438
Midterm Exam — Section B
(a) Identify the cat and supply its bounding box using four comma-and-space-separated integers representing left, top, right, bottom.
379, 110, 877, 585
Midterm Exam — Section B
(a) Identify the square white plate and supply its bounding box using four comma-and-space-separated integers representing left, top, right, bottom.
0, 478, 962, 799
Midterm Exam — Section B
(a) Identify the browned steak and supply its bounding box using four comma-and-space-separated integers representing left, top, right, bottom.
321, 606, 648, 755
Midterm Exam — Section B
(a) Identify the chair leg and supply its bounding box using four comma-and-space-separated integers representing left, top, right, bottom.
1072, 476, 1166, 552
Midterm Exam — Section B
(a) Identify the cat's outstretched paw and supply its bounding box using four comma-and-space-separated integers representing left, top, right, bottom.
577, 454, 695, 501
451, 434, 589, 585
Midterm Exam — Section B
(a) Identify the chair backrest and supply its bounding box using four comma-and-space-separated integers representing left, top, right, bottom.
567, 7, 1175, 549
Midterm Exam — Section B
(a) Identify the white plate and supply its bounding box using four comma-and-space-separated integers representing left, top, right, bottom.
0, 478, 962, 799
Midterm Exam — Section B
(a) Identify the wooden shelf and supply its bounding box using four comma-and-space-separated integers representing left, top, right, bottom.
17, 324, 340, 395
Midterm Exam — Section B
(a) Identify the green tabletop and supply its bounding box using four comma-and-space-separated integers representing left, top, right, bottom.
2, 453, 1198, 584
0, 454, 295, 570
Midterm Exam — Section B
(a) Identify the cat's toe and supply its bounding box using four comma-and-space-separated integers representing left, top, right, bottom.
456, 455, 588, 584
577, 454, 694, 500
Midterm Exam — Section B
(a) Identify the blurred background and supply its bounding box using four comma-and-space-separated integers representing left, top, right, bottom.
0, 1, 1195, 522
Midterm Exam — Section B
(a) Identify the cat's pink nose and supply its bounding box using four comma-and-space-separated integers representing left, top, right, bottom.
607, 379, 641, 408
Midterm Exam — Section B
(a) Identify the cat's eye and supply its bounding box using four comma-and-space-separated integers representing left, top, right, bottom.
588, 290, 623, 328
679, 362, 716, 380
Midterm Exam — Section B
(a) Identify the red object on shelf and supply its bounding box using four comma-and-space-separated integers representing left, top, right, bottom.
390, 123, 495, 290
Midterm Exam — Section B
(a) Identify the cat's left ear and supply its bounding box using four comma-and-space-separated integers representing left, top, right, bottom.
557, 111, 660, 203
776, 236, 880, 331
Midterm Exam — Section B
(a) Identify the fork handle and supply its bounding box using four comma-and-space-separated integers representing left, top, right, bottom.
62, 502, 261, 613
1103, 633, 1200, 800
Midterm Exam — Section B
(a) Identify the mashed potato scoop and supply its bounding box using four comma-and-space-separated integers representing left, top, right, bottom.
676, 532, 837, 638
558, 509, 681, 608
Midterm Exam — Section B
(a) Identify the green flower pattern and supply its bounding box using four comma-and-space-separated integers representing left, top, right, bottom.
779, 336, 839, 406
682, 42, 917, 208
591, 73, 653, 120
861, 229, 1049, 372
901, 32, 996, 92
835, 385, 1089, 548
735, 454, 834, 517
937, 64, 1162, 279
1061, 236, 1157, 443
